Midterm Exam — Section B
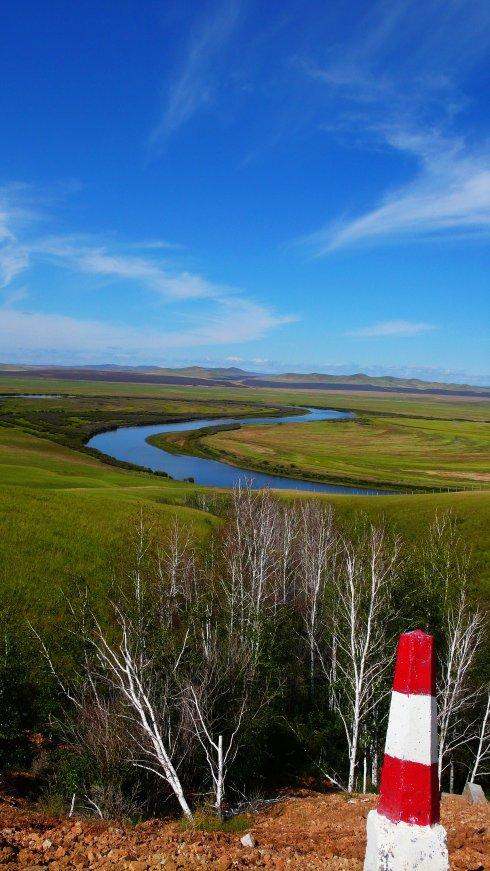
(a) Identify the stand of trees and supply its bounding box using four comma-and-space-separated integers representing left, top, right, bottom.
1, 489, 488, 819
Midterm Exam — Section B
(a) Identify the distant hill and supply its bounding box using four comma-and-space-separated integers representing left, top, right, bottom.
0, 364, 253, 379
258, 371, 489, 392
0, 364, 488, 397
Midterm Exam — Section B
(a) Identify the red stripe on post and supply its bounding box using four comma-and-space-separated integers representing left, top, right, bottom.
377, 755, 440, 826
392, 630, 436, 697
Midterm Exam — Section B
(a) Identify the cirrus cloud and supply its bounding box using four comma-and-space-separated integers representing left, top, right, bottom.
0, 300, 294, 365
150, 0, 244, 148
346, 320, 436, 338
0, 184, 295, 362
301, 0, 490, 252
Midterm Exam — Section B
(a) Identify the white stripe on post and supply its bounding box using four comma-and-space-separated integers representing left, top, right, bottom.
384, 692, 438, 766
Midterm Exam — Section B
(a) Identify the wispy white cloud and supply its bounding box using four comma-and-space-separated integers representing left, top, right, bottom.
346, 320, 437, 338
127, 239, 182, 251
301, 0, 490, 251
0, 184, 42, 286
0, 185, 295, 360
36, 237, 230, 301
0, 241, 30, 288
312, 131, 490, 251
1, 228, 231, 303
2, 285, 28, 307
150, 0, 243, 147
0, 302, 294, 363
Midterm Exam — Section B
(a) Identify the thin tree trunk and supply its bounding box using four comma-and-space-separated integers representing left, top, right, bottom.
470, 692, 490, 782
170, 775, 193, 820
348, 703, 360, 792
371, 748, 378, 788
310, 638, 315, 702
216, 734, 224, 819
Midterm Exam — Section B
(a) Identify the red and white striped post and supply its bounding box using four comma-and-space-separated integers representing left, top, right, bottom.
364, 630, 448, 871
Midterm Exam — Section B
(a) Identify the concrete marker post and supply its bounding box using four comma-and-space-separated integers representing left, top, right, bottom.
364, 630, 449, 871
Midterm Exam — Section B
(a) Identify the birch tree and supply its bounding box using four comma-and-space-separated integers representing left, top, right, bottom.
222, 485, 279, 660
437, 589, 485, 784
296, 502, 336, 700
177, 582, 271, 817
328, 525, 398, 792
469, 690, 490, 782
36, 600, 194, 819
183, 679, 248, 818
275, 503, 297, 609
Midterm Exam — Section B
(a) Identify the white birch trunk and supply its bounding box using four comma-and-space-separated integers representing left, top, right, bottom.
371, 748, 378, 788
470, 691, 490, 782
216, 734, 224, 818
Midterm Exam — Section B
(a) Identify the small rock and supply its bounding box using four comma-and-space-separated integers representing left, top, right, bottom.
148, 853, 166, 865
240, 833, 257, 848
462, 782, 487, 805
42, 839, 52, 850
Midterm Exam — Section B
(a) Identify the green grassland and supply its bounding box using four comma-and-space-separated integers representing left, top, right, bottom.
0, 377, 489, 615
0, 426, 218, 619
0, 424, 488, 611
198, 415, 490, 490
0, 393, 284, 452
1, 374, 489, 420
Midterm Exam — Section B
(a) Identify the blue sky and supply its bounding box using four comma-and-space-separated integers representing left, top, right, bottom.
0, 0, 489, 383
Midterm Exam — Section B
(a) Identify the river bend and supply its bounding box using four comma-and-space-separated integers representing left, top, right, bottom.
87, 407, 390, 495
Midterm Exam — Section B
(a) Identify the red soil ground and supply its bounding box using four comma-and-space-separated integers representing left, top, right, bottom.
0, 790, 487, 870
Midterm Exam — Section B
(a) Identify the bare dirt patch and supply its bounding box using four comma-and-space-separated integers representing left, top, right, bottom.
0, 791, 487, 869
412, 469, 490, 482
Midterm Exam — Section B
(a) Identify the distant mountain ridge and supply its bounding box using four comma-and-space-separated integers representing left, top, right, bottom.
266, 371, 489, 391
1, 363, 488, 395
0, 363, 254, 378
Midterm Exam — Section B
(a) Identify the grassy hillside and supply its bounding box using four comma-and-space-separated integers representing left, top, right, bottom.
320, 490, 490, 602
0, 425, 488, 613
198, 415, 490, 490
0, 426, 216, 619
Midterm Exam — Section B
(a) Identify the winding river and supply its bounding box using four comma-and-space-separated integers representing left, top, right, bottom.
87, 406, 390, 495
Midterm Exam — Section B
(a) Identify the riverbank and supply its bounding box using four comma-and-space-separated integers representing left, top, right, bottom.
194, 415, 490, 492
148, 422, 414, 493
0, 393, 290, 477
